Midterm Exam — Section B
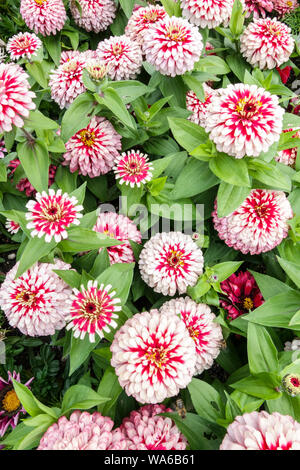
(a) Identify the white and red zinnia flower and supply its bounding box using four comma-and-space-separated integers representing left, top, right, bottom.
63, 116, 122, 178
5, 220, 20, 235
69, 0, 116, 33
125, 5, 167, 45
113, 150, 153, 188
139, 232, 204, 296
20, 0, 67, 36
0, 260, 72, 336
66, 280, 121, 343
97, 35, 143, 81
25, 189, 83, 243
143, 16, 203, 77
111, 310, 197, 403
212, 189, 293, 255
240, 18, 294, 70
93, 212, 141, 265
244, 0, 274, 18
273, 0, 298, 16
220, 411, 300, 450
275, 128, 300, 167
49, 57, 86, 109
0, 63, 36, 133
7, 32, 42, 61
205, 83, 284, 158
180, 0, 234, 28
160, 297, 223, 375
186, 83, 216, 127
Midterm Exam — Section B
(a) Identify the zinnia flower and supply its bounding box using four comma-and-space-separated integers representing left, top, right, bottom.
275, 128, 300, 167
113, 150, 153, 187
273, 0, 298, 15
284, 337, 300, 351
0, 371, 33, 437
63, 116, 122, 178
38, 410, 127, 450
20, 0, 67, 36
180, 0, 234, 28
143, 16, 203, 77
186, 83, 216, 127
125, 5, 167, 45
60, 50, 82, 64
85, 59, 111, 81
205, 83, 284, 158
97, 35, 143, 81
220, 411, 300, 450
25, 189, 83, 243
0, 260, 72, 336
240, 18, 294, 70
5, 220, 20, 235
139, 232, 204, 296
93, 212, 141, 265
220, 271, 264, 320
244, 0, 274, 18
119, 404, 187, 450
282, 374, 300, 397
277, 65, 292, 84
212, 189, 293, 255
160, 297, 223, 374
69, 0, 116, 33
49, 58, 86, 109
0, 63, 36, 133
111, 310, 197, 403
7, 32, 42, 61
8, 159, 57, 197
66, 280, 121, 343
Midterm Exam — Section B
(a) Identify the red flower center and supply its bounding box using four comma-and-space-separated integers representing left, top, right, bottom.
291, 377, 300, 387
167, 251, 183, 268
16, 290, 36, 306
146, 346, 167, 368
42, 203, 62, 222
236, 97, 262, 119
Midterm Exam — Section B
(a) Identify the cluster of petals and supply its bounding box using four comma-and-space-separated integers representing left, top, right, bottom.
240, 18, 294, 70
0, 140, 7, 159
0, 63, 36, 133
25, 189, 83, 243
273, 0, 298, 15
63, 116, 122, 178
0, 260, 72, 336
111, 310, 197, 403
212, 189, 293, 255
244, 0, 274, 18
49, 57, 87, 109
20, 0, 66, 36
59, 50, 82, 64
139, 231, 204, 296
125, 5, 167, 45
275, 128, 300, 167
284, 337, 300, 351
5, 219, 20, 235
93, 212, 141, 265
38, 410, 127, 450
180, 0, 234, 28
220, 411, 300, 450
204, 83, 284, 158
160, 297, 223, 374
186, 83, 216, 127
97, 35, 143, 81
143, 15, 203, 77
113, 150, 153, 187
7, 32, 42, 61
8, 159, 57, 197
69, 0, 116, 33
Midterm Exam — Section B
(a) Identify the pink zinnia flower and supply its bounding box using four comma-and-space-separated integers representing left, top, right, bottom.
143, 16, 203, 77
240, 18, 294, 70
20, 0, 66, 36
97, 35, 143, 81
186, 83, 216, 127
59, 50, 82, 64
93, 212, 141, 265
220, 271, 264, 320
5, 219, 20, 235
160, 297, 223, 374
25, 189, 83, 243
0, 371, 33, 437
273, 0, 298, 15
119, 404, 187, 450
275, 128, 300, 167
66, 280, 121, 343
49, 58, 86, 109
244, 0, 274, 18
220, 411, 300, 450
212, 189, 293, 255
7, 32, 42, 61
63, 116, 122, 178
125, 5, 167, 45
205, 83, 284, 158
8, 159, 57, 197
38, 410, 127, 450
69, 0, 116, 33
0, 63, 36, 133
139, 232, 204, 296
0, 140, 7, 159
180, 0, 234, 28
113, 150, 153, 188
0, 260, 72, 336
111, 310, 197, 403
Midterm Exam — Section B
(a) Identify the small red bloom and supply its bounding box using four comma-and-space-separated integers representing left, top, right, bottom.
276, 65, 292, 84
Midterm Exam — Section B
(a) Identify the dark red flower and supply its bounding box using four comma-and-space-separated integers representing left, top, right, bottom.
220, 271, 264, 321
276, 65, 292, 84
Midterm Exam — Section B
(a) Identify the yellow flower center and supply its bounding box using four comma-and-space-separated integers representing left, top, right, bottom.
167, 250, 183, 267
144, 11, 159, 21
42, 203, 63, 222
188, 326, 199, 342
167, 26, 186, 42
243, 297, 254, 310
34, 0, 47, 4
236, 97, 262, 118
79, 129, 95, 147
112, 44, 123, 56
287, 0, 293, 5
103, 229, 116, 238
146, 347, 166, 368
16, 290, 36, 306
2, 390, 21, 413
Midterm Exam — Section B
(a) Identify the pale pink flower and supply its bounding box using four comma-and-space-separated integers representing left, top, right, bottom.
180, 0, 234, 28
186, 83, 216, 127
275, 128, 300, 167
139, 232, 204, 296
205, 83, 284, 158
284, 338, 300, 351
59, 50, 82, 64
0, 63, 36, 133
273, 0, 298, 15
7, 32, 42, 61
220, 411, 300, 450
0, 260, 72, 336
93, 212, 141, 265
143, 16, 203, 77
25, 189, 83, 243
49, 58, 86, 109
160, 297, 223, 375
5, 220, 20, 235
113, 150, 153, 187
69, 0, 116, 33
125, 5, 167, 45
111, 310, 197, 403
212, 189, 293, 255
244, 0, 274, 18
20, 0, 66, 36
240, 18, 294, 70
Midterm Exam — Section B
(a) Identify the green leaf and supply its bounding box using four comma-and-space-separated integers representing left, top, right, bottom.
229, 0, 245, 36
96, 262, 134, 305
43, 33, 61, 66
95, 88, 136, 130
213, 261, 244, 282
61, 385, 110, 415
195, 56, 231, 75
168, 118, 208, 153
283, 112, 300, 129
106, 80, 149, 104
217, 182, 251, 217
277, 256, 300, 288
249, 270, 293, 300
267, 394, 300, 422
159, 76, 187, 107
53, 269, 81, 289
69, 335, 101, 376
12, 380, 42, 417
97, 367, 122, 417
58, 227, 124, 252
188, 378, 224, 422
15, 238, 57, 278
209, 154, 250, 187
24, 110, 59, 131
119, 0, 134, 17
61, 93, 95, 142
249, 161, 291, 191
26, 61, 52, 88
160, 0, 182, 16
230, 373, 281, 399
247, 323, 279, 375
14, 419, 55, 450
17, 139, 49, 193
170, 158, 218, 199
